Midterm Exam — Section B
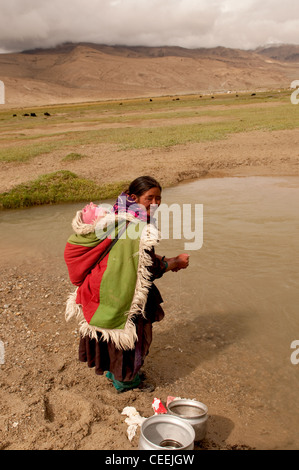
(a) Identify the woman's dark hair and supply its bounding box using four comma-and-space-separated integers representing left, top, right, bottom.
127, 176, 162, 197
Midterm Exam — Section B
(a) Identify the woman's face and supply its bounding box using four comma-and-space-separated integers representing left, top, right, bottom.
133, 187, 162, 216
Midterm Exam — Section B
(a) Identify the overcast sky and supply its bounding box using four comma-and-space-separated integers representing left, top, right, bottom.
0, 0, 299, 53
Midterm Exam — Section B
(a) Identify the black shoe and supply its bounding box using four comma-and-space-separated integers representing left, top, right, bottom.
136, 382, 155, 393
139, 371, 147, 382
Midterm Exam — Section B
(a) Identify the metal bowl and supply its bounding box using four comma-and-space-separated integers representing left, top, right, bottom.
167, 399, 208, 442
139, 414, 195, 451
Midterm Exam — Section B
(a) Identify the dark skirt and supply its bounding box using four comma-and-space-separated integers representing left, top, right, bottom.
79, 284, 164, 383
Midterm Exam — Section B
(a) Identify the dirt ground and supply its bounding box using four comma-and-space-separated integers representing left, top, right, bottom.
0, 261, 253, 451
1, 127, 299, 195
1, 127, 299, 451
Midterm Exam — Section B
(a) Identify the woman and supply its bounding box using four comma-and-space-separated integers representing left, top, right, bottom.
64, 176, 189, 393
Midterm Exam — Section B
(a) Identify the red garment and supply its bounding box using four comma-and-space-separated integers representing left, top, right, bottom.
64, 237, 112, 287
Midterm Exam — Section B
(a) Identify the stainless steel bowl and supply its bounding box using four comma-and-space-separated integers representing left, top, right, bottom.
167, 399, 208, 442
139, 414, 195, 451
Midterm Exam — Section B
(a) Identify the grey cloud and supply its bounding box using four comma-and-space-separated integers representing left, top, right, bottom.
0, 0, 299, 53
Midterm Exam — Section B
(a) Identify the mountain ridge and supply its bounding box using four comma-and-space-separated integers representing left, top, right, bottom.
1, 43, 298, 107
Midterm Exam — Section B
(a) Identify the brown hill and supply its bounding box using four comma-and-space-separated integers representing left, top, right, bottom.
255, 44, 299, 63
0, 43, 298, 107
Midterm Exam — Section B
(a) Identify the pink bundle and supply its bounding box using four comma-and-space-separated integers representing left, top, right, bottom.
82, 203, 108, 225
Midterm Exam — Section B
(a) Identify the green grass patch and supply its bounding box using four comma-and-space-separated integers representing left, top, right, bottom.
0, 171, 128, 210
0, 142, 60, 163
62, 152, 87, 162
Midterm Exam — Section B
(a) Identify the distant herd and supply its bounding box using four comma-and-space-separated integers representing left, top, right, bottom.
12, 112, 51, 117
10, 93, 257, 118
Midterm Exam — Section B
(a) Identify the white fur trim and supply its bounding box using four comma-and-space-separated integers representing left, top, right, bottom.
65, 291, 139, 350
72, 210, 97, 235
72, 209, 140, 236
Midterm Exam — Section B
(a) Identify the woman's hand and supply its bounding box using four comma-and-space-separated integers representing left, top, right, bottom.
162, 254, 190, 272
171, 254, 190, 272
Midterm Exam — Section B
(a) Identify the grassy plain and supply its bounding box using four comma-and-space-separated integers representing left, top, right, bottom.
0, 89, 297, 209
